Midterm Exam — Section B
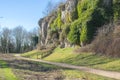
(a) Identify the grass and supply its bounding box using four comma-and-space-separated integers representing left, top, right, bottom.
0, 60, 19, 80
44, 47, 120, 72
44, 47, 75, 62
22, 47, 120, 72
21, 48, 119, 79
0, 50, 117, 80
94, 60, 120, 71
63, 70, 115, 80
21, 48, 54, 59
21, 50, 42, 59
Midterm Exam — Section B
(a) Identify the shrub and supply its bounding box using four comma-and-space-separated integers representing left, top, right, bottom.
68, 19, 81, 45
71, 4, 78, 21
113, 0, 120, 21
91, 23, 120, 57
80, 23, 88, 46
74, 45, 92, 53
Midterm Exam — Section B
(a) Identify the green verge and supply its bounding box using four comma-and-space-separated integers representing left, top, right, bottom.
63, 70, 115, 80
21, 50, 42, 59
44, 47, 120, 72
21, 48, 119, 79
22, 47, 120, 72
0, 60, 19, 80
21, 49, 53, 59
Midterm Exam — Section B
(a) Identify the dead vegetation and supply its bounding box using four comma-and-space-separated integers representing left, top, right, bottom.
77, 22, 120, 57
91, 23, 120, 57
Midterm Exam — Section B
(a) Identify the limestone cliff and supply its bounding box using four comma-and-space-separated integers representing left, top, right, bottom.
39, 0, 78, 47
38, 14, 57, 46
38, 0, 120, 48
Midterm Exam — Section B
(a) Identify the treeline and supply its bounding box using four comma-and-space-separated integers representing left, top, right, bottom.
0, 26, 39, 53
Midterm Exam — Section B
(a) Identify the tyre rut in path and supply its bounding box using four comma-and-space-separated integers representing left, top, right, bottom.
15, 54, 120, 80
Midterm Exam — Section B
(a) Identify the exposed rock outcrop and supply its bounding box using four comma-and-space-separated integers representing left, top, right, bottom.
38, 13, 57, 46
39, 0, 78, 47
61, 0, 78, 23
38, 0, 119, 48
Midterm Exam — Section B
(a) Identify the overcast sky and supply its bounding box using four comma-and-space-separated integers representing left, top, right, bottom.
0, 0, 62, 31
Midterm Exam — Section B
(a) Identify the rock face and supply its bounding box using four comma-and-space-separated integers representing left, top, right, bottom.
65, 0, 77, 12
39, 18, 48, 46
39, 0, 77, 47
38, 14, 56, 46
60, 0, 78, 47
61, 0, 78, 23
38, 0, 115, 48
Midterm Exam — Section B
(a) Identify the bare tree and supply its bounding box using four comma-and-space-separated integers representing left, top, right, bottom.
13, 26, 26, 53
0, 28, 11, 53
42, 1, 61, 16
43, 1, 54, 16
0, 26, 39, 53
27, 27, 39, 49
42, 0, 66, 16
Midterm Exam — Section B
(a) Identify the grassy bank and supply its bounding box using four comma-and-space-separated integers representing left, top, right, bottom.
21, 48, 53, 59
22, 47, 120, 72
44, 47, 120, 72
20, 54, 115, 80
62, 70, 115, 80
0, 60, 18, 80
21, 50, 42, 59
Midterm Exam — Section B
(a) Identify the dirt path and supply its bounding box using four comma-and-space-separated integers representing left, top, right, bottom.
15, 54, 120, 80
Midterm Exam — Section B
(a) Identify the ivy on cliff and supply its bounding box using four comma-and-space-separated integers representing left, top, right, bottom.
50, 8, 63, 31
42, 0, 120, 46
113, 0, 120, 21
68, 19, 81, 45
60, 24, 70, 42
